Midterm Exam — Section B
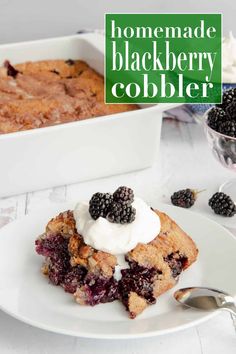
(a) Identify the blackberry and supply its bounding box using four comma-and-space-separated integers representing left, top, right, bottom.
207, 107, 227, 132
209, 192, 236, 217
65, 59, 75, 66
4, 60, 19, 78
171, 189, 198, 208
107, 201, 136, 224
50, 69, 60, 75
113, 186, 134, 205
89, 192, 113, 220
226, 100, 236, 120
164, 253, 188, 278
217, 88, 236, 110
218, 120, 236, 137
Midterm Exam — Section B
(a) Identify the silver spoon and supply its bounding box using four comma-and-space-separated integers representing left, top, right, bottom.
174, 287, 236, 329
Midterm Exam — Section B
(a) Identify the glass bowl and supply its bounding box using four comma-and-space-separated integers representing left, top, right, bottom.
203, 109, 236, 201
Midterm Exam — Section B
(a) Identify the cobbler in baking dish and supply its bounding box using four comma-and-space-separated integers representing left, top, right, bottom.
0, 60, 138, 134
35, 187, 198, 319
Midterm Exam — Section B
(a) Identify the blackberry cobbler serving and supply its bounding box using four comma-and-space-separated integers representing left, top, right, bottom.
35, 187, 198, 318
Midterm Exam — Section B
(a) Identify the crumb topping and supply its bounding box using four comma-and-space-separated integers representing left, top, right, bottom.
0, 59, 138, 134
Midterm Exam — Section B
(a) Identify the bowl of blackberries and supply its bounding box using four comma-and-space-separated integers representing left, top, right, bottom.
189, 84, 236, 124
204, 88, 236, 171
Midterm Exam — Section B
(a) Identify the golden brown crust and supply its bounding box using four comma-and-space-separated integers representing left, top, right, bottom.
41, 263, 49, 276
0, 59, 139, 134
46, 210, 77, 237
152, 210, 198, 268
14, 60, 90, 78
0, 97, 82, 133
127, 210, 198, 270
64, 219, 117, 277
74, 286, 88, 305
128, 292, 148, 318
88, 251, 117, 278
69, 234, 116, 278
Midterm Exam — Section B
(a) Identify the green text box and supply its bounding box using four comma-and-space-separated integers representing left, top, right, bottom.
105, 14, 222, 104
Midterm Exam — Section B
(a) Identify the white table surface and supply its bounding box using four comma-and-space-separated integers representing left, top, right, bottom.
0, 119, 236, 354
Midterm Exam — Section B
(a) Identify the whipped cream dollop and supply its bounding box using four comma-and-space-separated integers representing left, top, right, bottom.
223, 32, 236, 83
73, 197, 161, 255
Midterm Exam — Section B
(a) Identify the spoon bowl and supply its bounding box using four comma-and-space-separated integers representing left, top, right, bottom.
174, 287, 236, 316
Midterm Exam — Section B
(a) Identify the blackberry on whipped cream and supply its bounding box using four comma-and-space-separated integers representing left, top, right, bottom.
74, 197, 161, 255
88, 186, 136, 224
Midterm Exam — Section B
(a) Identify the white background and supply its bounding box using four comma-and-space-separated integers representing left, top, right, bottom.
0, 0, 235, 44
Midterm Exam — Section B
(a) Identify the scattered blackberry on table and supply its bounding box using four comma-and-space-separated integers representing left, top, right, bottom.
226, 100, 236, 120
113, 186, 134, 205
171, 189, 198, 208
218, 120, 236, 137
217, 88, 236, 110
89, 192, 113, 220
208, 192, 236, 217
107, 201, 136, 224
207, 107, 227, 131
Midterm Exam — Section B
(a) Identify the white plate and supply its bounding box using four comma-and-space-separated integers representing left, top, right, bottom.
0, 202, 236, 339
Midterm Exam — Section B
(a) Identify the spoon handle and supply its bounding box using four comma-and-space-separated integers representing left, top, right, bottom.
223, 305, 236, 333
224, 304, 236, 316
230, 313, 236, 334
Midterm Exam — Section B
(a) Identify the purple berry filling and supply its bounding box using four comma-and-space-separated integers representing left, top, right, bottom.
35, 234, 71, 285
118, 262, 161, 309
164, 253, 188, 278
62, 266, 87, 293
36, 235, 187, 309
35, 234, 118, 303
35, 234, 68, 257
81, 275, 119, 306
47, 254, 70, 285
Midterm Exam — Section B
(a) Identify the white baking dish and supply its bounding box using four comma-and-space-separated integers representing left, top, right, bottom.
0, 33, 178, 197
